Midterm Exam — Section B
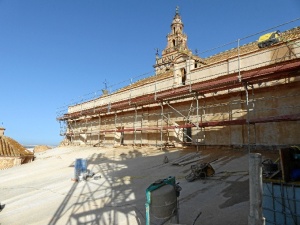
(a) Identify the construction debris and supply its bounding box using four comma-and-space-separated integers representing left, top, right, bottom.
163, 155, 169, 163
185, 160, 217, 182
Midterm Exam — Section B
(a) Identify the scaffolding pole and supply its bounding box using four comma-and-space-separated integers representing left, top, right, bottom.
134, 106, 137, 146
141, 110, 143, 146
195, 92, 199, 151
98, 115, 101, 144
160, 101, 164, 150
165, 102, 198, 128
244, 82, 251, 153
114, 113, 117, 146
165, 101, 194, 144
58, 40, 300, 147
238, 39, 241, 82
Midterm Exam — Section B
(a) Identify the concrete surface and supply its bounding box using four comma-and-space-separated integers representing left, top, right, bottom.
0, 146, 277, 225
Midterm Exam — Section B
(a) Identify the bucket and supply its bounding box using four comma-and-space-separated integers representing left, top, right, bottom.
150, 184, 177, 219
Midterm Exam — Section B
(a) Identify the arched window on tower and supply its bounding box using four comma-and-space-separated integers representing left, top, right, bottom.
172, 39, 176, 47
173, 27, 175, 34
181, 68, 186, 85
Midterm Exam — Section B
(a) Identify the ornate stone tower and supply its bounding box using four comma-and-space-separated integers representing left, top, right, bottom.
162, 6, 190, 56
154, 7, 203, 85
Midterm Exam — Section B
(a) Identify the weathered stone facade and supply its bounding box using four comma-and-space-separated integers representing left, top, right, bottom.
0, 157, 23, 170
57, 10, 300, 150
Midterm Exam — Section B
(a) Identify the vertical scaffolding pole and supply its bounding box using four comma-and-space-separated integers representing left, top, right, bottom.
141, 109, 143, 146
89, 121, 91, 146
85, 116, 88, 145
134, 106, 137, 146
195, 93, 199, 151
130, 78, 133, 103
98, 115, 101, 144
71, 122, 74, 144
238, 39, 242, 82
154, 81, 157, 101
189, 56, 192, 92
104, 119, 106, 145
59, 121, 63, 136
114, 113, 117, 146
156, 119, 158, 147
201, 94, 206, 146
90, 118, 93, 146
74, 120, 77, 144
166, 113, 170, 143
93, 92, 96, 114
251, 87, 257, 149
244, 83, 251, 153
160, 101, 164, 151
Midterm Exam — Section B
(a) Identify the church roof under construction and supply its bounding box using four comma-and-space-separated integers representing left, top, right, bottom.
204, 26, 300, 65
115, 26, 300, 94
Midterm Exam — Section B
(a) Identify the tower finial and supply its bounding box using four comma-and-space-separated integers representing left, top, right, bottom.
154, 48, 160, 59
176, 6, 179, 15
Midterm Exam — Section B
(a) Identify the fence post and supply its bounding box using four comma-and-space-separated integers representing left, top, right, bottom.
248, 153, 265, 225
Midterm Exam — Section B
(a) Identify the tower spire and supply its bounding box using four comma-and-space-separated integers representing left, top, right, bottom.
153, 7, 194, 76
163, 7, 189, 54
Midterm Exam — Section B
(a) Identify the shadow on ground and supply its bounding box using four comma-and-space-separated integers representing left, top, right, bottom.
43, 146, 257, 225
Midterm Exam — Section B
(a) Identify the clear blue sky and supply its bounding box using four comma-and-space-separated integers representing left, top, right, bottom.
0, 0, 299, 146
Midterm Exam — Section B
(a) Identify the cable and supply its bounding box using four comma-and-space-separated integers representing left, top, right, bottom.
192, 211, 202, 225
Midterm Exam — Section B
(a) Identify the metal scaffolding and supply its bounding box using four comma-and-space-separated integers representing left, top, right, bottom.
57, 28, 300, 149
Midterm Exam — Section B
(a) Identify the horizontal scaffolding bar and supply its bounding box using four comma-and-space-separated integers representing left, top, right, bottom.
58, 58, 300, 122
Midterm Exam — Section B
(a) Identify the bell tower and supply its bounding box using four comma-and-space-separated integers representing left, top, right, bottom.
163, 6, 189, 55
154, 7, 200, 85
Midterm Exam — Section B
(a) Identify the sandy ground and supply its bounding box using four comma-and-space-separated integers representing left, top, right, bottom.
0, 145, 278, 225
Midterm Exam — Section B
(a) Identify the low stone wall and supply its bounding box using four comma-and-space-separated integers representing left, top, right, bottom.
0, 157, 22, 170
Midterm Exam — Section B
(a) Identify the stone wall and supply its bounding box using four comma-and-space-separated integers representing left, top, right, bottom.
62, 29, 300, 149
0, 157, 22, 170
66, 75, 300, 149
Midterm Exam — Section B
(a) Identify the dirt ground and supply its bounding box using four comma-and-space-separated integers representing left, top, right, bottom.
0, 145, 278, 225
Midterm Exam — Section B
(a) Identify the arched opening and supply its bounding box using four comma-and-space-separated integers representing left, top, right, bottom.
173, 27, 175, 34
172, 39, 176, 47
181, 68, 186, 85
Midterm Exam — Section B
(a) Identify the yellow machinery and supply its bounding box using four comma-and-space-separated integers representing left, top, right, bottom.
258, 30, 281, 48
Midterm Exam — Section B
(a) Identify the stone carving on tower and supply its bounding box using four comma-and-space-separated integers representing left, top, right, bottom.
154, 7, 204, 86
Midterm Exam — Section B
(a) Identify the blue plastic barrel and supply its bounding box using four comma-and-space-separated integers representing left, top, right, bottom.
74, 158, 87, 180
